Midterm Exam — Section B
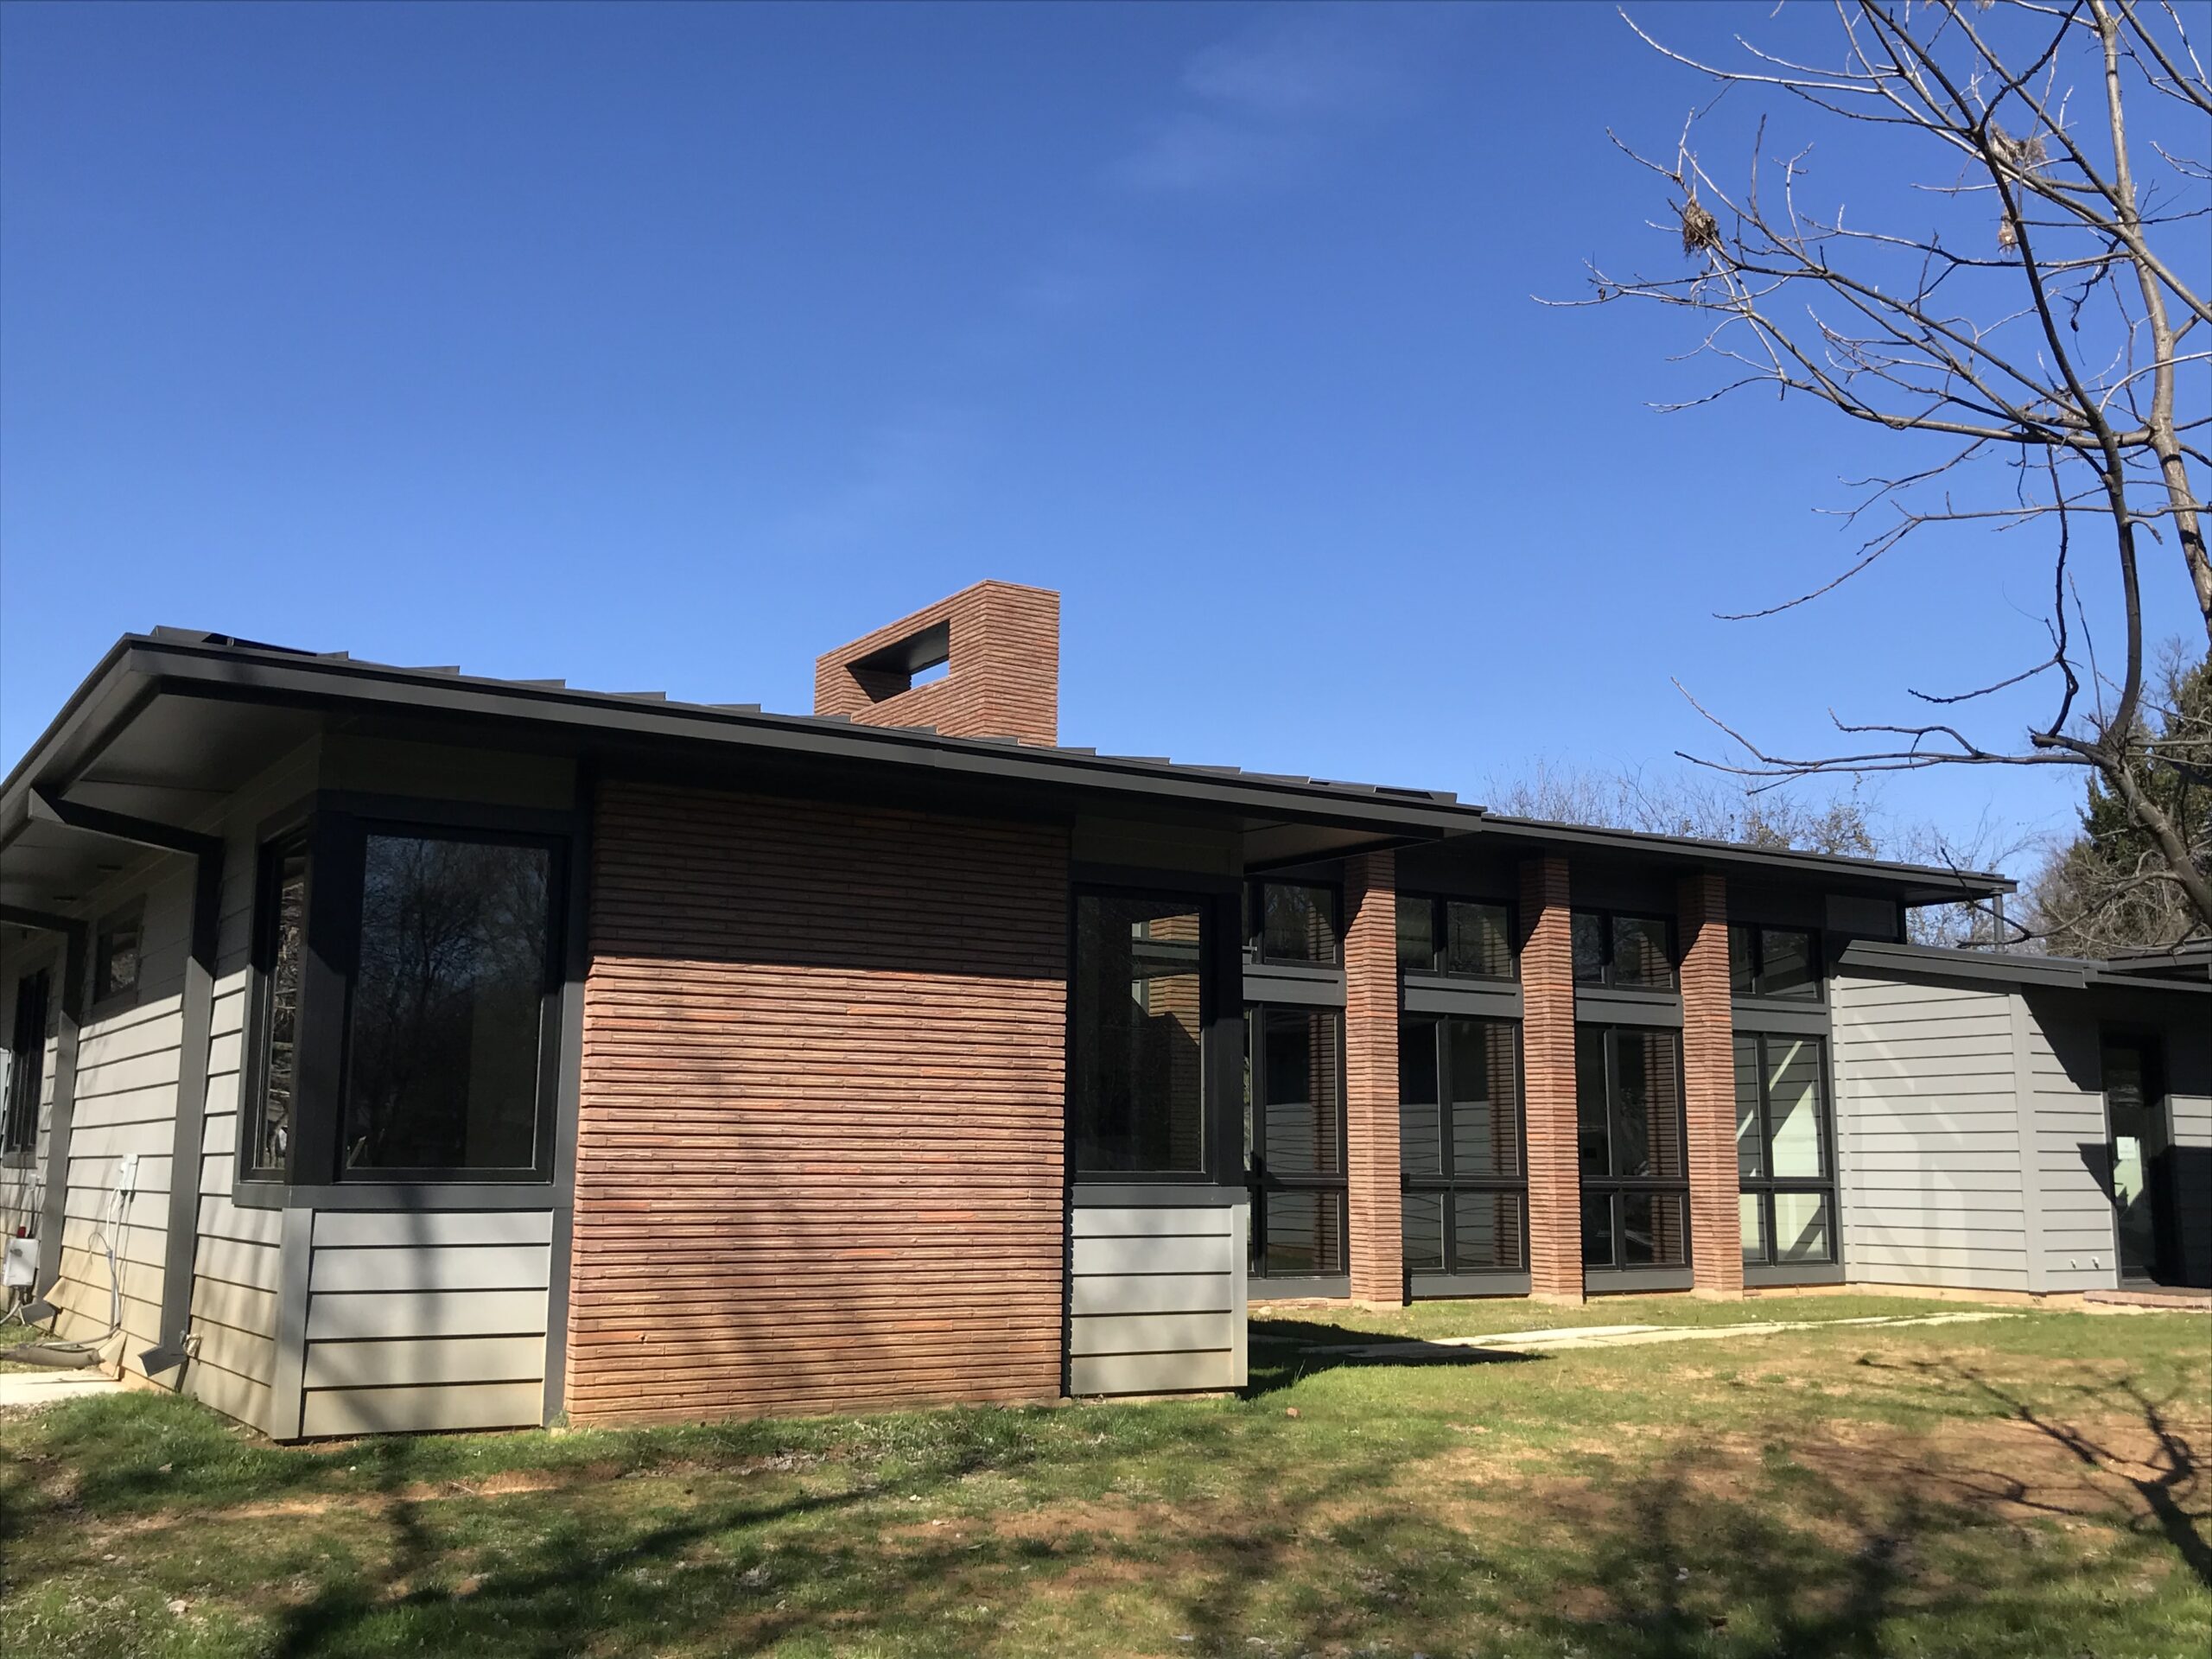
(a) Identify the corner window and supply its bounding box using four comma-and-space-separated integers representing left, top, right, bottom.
1395, 896, 1515, 981
1735, 1033, 1835, 1268
1577, 1027, 1689, 1268
342, 834, 556, 1175
1728, 925, 1821, 1000
1249, 882, 1338, 966
1243, 1007, 1345, 1277
3, 969, 50, 1155
240, 814, 566, 1185
1071, 893, 1208, 1175
1572, 912, 1676, 991
1400, 1015, 1527, 1277
244, 836, 310, 1179
92, 903, 143, 1007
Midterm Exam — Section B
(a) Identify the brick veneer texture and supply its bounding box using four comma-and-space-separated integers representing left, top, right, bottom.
813, 580, 1058, 746
569, 780, 1068, 1424
1344, 851, 1403, 1305
1520, 855, 1583, 1302
1678, 872, 1743, 1297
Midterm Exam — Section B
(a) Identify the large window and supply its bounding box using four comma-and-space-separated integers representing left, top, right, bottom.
1577, 1027, 1689, 1268
240, 816, 565, 1185
1396, 896, 1514, 980
1729, 926, 1821, 1000
3, 969, 49, 1156
1247, 882, 1338, 967
1572, 912, 1675, 991
1244, 1007, 1345, 1277
342, 834, 556, 1175
1071, 893, 1208, 1175
1735, 1033, 1836, 1268
1401, 1015, 1527, 1278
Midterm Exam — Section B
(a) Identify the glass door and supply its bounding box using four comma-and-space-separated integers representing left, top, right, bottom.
2102, 1040, 2167, 1284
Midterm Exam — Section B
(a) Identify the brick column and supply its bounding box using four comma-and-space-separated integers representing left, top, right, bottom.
1520, 856, 1583, 1303
1679, 873, 1743, 1299
1344, 851, 1403, 1306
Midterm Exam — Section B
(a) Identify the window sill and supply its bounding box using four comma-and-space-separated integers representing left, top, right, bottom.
232, 1181, 560, 1211
1585, 1265, 1694, 1294
1409, 1269, 1532, 1300
1250, 1273, 1350, 1299
1745, 1261, 1845, 1288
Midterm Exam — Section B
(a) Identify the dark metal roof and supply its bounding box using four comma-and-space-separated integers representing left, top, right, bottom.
2, 630, 2018, 905
1837, 938, 2210, 995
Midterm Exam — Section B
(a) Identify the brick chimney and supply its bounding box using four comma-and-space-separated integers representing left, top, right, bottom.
813, 580, 1059, 746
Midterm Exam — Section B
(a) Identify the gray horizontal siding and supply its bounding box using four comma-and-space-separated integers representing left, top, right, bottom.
1067, 1191, 1245, 1395
296, 1208, 552, 1437
1833, 974, 2030, 1292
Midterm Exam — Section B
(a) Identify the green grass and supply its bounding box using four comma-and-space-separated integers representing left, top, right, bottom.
3, 1295, 2206, 1657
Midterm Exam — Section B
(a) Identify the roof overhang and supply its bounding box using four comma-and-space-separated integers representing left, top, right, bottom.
1838, 938, 2210, 995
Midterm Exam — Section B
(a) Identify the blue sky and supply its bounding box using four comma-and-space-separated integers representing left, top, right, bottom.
4, 2, 2206, 864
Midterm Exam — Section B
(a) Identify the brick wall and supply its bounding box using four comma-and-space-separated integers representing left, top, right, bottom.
1344, 852, 1402, 1305
1678, 873, 1742, 1297
813, 581, 1058, 746
569, 779, 1069, 1424
1520, 855, 1582, 1302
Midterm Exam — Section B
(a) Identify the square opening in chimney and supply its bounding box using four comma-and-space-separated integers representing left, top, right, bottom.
848, 620, 950, 702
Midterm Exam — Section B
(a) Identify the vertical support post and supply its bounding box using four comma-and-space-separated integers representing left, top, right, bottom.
34, 923, 87, 1305
1343, 851, 1402, 1306
1679, 872, 1743, 1299
1520, 855, 1582, 1304
149, 848, 223, 1376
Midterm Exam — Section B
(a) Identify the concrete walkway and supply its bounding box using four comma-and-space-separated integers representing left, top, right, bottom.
1314, 1309, 2018, 1361
0, 1366, 124, 1411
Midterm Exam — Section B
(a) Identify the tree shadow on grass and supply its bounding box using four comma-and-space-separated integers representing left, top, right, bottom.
1244, 1316, 1540, 1400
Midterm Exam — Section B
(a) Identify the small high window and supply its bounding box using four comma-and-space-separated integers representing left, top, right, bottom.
1395, 896, 1514, 981
3, 969, 50, 1155
1728, 925, 1821, 1000
1248, 882, 1338, 966
1071, 893, 1208, 1175
1572, 912, 1675, 991
92, 903, 143, 1007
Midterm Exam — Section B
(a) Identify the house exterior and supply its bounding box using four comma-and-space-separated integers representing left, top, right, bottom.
1, 580, 2204, 1441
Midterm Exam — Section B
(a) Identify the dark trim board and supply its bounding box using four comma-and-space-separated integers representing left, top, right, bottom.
1412, 1270, 1533, 1299
1586, 1266, 1695, 1294
147, 839, 223, 1376
1745, 1262, 1847, 1288
29, 920, 86, 1300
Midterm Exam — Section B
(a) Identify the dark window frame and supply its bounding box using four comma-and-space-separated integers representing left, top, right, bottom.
1243, 879, 1342, 969
1399, 1013, 1529, 1277
1728, 924, 1824, 1002
1395, 893, 1517, 982
1067, 880, 1242, 1185
1577, 1024, 1693, 1272
238, 802, 570, 1189
90, 899, 145, 1014
1733, 1030, 1837, 1270
1571, 910, 1678, 992
1243, 1003, 1348, 1281
3, 967, 51, 1158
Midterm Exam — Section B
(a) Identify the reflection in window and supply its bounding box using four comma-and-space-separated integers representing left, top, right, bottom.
1395, 896, 1433, 970
1573, 912, 1675, 990
1734, 1031, 1836, 1271
94, 906, 142, 1004
247, 841, 310, 1178
1401, 1015, 1527, 1279
1073, 895, 1206, 1174
344, 835, 553, 1173
1729, 925, 1821, 999
1577, 1027, 1688, 1268
1244, 1007, 1344, 1277
1255, 884, 1338, 965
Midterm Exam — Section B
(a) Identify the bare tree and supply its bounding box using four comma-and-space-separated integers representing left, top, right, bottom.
1568, 0, 2212, 930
